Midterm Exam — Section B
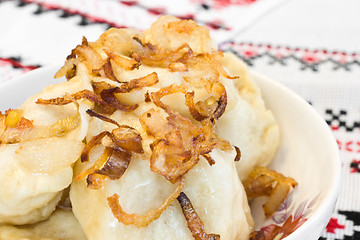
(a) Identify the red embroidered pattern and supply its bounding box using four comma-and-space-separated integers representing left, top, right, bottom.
0, 57, 39, 71
325, 218, 345, 234
18, 0, 231, 31
192, 0, 258, 9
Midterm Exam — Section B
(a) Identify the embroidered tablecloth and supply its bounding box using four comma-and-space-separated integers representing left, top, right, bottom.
0, 0, 359, 239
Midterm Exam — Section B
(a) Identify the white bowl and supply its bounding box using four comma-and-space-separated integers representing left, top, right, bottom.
0, 66, 341, 240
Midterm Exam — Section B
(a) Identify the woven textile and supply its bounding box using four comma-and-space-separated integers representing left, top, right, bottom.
0, 0, 359, 239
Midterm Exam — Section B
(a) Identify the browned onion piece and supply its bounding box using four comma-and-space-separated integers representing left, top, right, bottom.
140, 106, 205, 183
96, 148, 131, 180
86, 109, 120, 127
95, 72, 159, 112
141, 84, 231, 182
184, 91, 208, 122
107, 51, 140, 71
76, 146, 113, 181
144, 91, 151, 103
201, 154, 215, 166
81, 131, 110, 162
212, 83, 227, 120
243, 167, 298, 217
112, 72, 160, 94
100, 87, 139, 112
103, 58, 121, 83
36, 89, 107, 106
177, 192, 220, 240
87, 173, 109, 190
150, 84, 188, 114
92, 81, 114, 95
85, 109, 144, 154
150, 138, 200, 183
0, 114, 79, 144
54, 58, 79, 80
201, 118, 232, 152
184, 82, 227, 122
132, 42, 192, 68
112, 126, 144, 154
169, 62, 188, 72
71, 37, 105, 71
234, 146, 241, 162
107, 177, 185, 227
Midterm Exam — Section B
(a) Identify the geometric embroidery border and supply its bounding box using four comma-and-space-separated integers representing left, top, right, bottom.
219, 41, 360, 72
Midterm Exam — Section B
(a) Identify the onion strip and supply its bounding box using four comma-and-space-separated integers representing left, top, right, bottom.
177, 192, 220, 240
107, 177, 185, 227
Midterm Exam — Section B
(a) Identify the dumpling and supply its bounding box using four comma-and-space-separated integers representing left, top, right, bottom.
218, 53, 279, 181
0, 209, 86, 240
70, 107, 254, 240
64, 15, 278, 240
0, 64, 91, 225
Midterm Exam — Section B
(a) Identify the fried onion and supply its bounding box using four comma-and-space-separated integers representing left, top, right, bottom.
36, 90, 107, 106
184, 82, 227, 122
0, 114, 79, 144
132, 40, 193, 68
177, 192, 220, 240
107, 177, 185, 227
243, 167, 298, 217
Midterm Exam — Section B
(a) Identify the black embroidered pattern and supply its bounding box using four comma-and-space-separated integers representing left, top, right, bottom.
325, 109, 360, 132
220, 42, 360, 71
11, 0, 230, 31
0, 56, 41, 70
350, 159, 360, 173
320, 210, 360, 240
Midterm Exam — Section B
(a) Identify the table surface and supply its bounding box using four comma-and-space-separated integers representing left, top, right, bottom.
0, 0, 359, 239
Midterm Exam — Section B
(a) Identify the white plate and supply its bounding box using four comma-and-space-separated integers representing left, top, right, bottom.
0, 66, 341, 240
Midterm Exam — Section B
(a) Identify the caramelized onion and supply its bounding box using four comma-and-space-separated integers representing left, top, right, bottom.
72, 37, 105, 71
76, 146, 113, 181
103, 58, 121, 83
140, 84, 232, 182
86, 109, 120, 127
97, 72, 159, 112
201, 154, 215, 166
111, 72, 160, 94
140, 106, 205, 181
0, 114, 79, 144
108, 51, 140, 71
112, 126, 144, 154
100, 87, 139, 112
177, 192, 220, 240
184, 82, 227, 122
54, 58, 79, 80
234, 146, 241, 162
96, 148, 131, 180
87, 173, 109, 190
243, 167, 298, 217
107, 177, 185, 227
81, 131, 110, 162
132, 41, 192, 68
36, 90, 107, 106
150, 138, 200, 183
